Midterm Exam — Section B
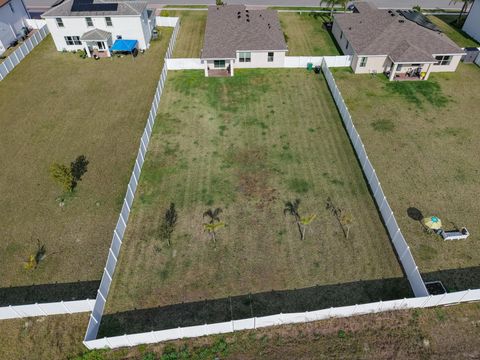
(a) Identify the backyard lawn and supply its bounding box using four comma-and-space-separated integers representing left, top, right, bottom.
428, 15, 480, 48
169, 10, 206, 58
101, 69, 409, 335
279, 12, 341, 55
333, 63, 480, 292
0, 28, 172, 296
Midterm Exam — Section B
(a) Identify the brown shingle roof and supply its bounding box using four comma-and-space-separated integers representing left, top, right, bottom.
201, 5, 287, 59
0, 0, 11, 8
334, 2, 464, 62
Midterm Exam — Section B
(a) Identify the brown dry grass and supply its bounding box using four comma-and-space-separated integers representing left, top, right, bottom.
0, 29, 172, 289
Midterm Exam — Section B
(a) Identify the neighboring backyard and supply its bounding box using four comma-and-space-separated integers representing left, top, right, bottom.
168, 10, 206, 58
333, 63, 480, 292
427, 15, 480, 48
101, 69, 409, 336
0, 28, 172, 296
279, 12, 341, 55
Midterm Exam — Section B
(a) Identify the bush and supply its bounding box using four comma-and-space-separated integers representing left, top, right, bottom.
50, 155, 89, 193
160, 10, 170, 17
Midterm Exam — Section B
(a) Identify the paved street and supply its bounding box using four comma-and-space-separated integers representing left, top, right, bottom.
26, 0, 465, 12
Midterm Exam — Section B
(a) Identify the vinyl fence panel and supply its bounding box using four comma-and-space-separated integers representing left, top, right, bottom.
0, 299, 94, 320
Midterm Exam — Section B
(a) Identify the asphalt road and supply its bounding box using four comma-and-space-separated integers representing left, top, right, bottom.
26, 0, 465, 11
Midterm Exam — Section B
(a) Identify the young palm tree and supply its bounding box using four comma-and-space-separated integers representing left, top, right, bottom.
299, 214, 317, 240
321, 0, 348, 19
203, 208, 223, 224
450, 0, 473, 26
203, 222, 225, 243
284, 199, 304, 240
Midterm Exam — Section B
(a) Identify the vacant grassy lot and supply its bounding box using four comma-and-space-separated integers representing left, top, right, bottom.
428, 15, 479, 48
4, 303, 479, 359
169, 10, 206, 58
102, 69, 408, 334
279, 12, 341, 55
0, 28, 172, 292
333, 64, 480, 291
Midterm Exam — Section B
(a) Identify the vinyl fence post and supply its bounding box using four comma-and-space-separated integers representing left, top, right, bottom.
9, 305, 23, 318
61, 301, 72, 314
36, 303, 48, 316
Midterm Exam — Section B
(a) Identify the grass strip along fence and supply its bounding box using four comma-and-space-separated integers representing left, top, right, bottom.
82, 17, 181, 343
320, 59, 429, 297
82, 58, 480, 351
0, 25, 49, 81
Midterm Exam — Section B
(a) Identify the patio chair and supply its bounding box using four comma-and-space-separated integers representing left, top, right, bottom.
439, 227, 470, 241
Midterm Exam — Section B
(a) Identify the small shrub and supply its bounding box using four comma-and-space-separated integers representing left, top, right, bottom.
338, 329, 346, 338
24, 240, 47, 270
50, 163, 74, 192
160, 10, 170, 17
216, 0, 224, 5
159, 203, 178, 246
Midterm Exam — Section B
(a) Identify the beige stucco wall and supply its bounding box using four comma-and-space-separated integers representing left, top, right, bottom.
351, 54, 391, 74
429, 54, 462, 72
331, 19, 354, 56
234, 50, 286, 68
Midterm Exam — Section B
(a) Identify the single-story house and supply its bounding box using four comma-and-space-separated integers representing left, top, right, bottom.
201, 5, 287, 77
41, 0, 155, 58
0, 0, 30, 56
332, 2, 465, 80
463, 0, 480, 43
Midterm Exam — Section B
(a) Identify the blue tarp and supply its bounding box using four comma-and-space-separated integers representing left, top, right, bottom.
110, 39, 138, 52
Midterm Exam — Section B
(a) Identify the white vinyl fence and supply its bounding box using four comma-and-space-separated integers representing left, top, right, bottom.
166, 56, 352, 71
83, 18, 181, 343
285, 55, 352, 68
0, 25, 49, 82
83, 289, 480, 350
320, 60, 429, 297
0, 299, 95, 320
156, 16, 180, 27
166, 58, 203, 70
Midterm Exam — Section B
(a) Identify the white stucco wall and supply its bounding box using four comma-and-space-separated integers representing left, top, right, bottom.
463, 0, 480, 43
0, 0, 30, 55
44, 13, 152, 52
234, 50, 286, 68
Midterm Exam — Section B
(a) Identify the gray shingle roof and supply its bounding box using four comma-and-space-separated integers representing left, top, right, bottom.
201, 5, 287, 59
80, 28, 111, 40
334, 2, 464, 62
42, 0, 146, 17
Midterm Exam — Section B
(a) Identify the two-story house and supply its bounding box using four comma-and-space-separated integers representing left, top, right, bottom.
41, 0, 155, 57
0, 0, 31, 56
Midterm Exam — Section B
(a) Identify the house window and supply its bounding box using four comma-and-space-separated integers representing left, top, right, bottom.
9, 2, 14, 12
239, 52, 251, 62
214, 60, 225, 68
435, 55, 452, 66
86, 17, 93, 27
56, 18, 64, 27
268, 52, 274, 62
105, 17, 113, 26
64, 36, 82, 46
359, 57, 367, 67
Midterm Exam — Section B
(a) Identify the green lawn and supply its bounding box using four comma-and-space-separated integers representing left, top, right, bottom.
428, 15, 480, 48
279, 12, 341, 55
102, 69, 409, 335
0, 28, 172, 291
333, 64, 480, 292
169, 10, 206, 58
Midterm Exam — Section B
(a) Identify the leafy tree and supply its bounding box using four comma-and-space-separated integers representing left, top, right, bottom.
50, 163, 74, 192
216, 0, 224, 5
203, 208, 223, 224
160, 203, 177, 246
49, 155, 89, 192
